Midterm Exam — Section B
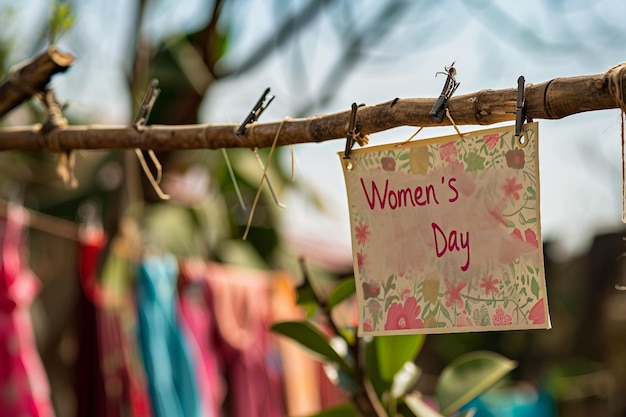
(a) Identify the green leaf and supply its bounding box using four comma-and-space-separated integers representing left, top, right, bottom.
48, 2, 75, 43
271, 321, 352, 371
303, 403, 357, 417
404, 393, 445, 417
436, 351, 516, 415
398, 152, 410, 160
327, 277, 356, 309
531, 277, 540, 299
375, 334, 425, 382
296, 280, 317, 305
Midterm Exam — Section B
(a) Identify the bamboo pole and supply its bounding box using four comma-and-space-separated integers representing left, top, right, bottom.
0, 46, 75, 118
1, 63, 625, 152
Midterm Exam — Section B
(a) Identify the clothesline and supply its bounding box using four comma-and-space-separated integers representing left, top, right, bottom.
0, 199, 79, 241
0, 48, 625, 152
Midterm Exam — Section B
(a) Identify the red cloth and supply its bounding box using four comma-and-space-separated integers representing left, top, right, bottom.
0, 205, 55, 417
76, 229, 152, 417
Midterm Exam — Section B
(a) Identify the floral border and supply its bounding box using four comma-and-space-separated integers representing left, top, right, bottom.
344, 124, 549, 334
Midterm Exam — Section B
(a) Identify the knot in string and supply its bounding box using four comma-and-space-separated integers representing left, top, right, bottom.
606, 62, 626, 112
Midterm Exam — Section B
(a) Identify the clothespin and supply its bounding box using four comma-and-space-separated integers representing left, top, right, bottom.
133, 79, 160, 130
515, 75, 529, 143
236, 87, 275, 135
343, 102, 360, 159
430, 62, 460, 123
131, 79, 170, 200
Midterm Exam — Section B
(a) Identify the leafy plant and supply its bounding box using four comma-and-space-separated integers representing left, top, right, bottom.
271, 258, 516, 416
48, 1, 75, 44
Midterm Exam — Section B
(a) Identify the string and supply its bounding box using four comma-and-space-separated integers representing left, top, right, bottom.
290, 145, 296, 182
134, 149, 170, 200
243, 118, 288, 240
252, 148, 286, 208
606, 62, 626, 112
445, 107, 468, 139
221, 148, 247, 210
147, 150, 163, 184
396, 127, 424, 146
0, 199, 80, 241
56, 150, 78, 189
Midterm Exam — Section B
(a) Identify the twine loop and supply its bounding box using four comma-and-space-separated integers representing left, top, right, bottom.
606, 62, 626, 112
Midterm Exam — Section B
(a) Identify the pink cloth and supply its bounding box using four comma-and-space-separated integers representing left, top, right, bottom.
204, 263, 285, 417
0, 205, 55, 417
178, 260, 222, 417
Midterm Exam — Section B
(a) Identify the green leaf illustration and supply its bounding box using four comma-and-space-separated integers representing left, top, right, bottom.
531, 277, 540, 299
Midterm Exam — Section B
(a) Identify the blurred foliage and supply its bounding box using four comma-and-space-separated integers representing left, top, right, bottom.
47, 1, 75, 44
273, 266, 515, 416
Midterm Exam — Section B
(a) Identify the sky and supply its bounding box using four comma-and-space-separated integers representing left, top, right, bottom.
3, 0, 626, 260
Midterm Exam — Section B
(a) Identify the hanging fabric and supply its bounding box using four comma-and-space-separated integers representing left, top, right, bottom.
75, 227, 153, 417
178, 260, 222, 417
0, 203, 55, 417
136, 254, 201, 417
204, 262, 286, 417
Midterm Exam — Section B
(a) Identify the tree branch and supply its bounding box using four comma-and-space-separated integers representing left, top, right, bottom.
1, 64, 625, 152
0, 46, 74, 119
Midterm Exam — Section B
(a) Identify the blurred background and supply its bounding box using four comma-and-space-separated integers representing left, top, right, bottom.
1, 0, 626, 416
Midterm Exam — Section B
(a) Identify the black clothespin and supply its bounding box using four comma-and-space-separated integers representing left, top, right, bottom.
236, 87, 275, 135
515, 76, 529, 141
430, 62, 460, 123
344, 102, 360, 159
133, 79, 160, 129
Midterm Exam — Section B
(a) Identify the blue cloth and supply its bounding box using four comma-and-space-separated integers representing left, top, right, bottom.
136, 254, 202, 417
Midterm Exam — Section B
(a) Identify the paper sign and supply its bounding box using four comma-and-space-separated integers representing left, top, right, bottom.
341, 123, 550, 335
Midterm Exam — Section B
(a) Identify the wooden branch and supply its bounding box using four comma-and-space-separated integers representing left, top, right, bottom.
0, 46, 75, 119
1, 63, 625, 152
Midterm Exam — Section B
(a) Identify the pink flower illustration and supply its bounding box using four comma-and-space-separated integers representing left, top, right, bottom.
384, 296, 424, 330
444, 278, 467, 309
363, 318, 373, 332
357, 251, 365, 272
479, 275, 499, 297
501, 176, 523, 200
511, 228, 539, 249
492, 307, 513, 326
456, 310, 473, 327
524, 228, 539, 248
355, 221, 370, 246
483, 133, 500, 150
439, 141, 458, 163
529, 298, 545, 324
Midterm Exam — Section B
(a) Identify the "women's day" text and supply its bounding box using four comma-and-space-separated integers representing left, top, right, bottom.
359, 176, 470, 271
